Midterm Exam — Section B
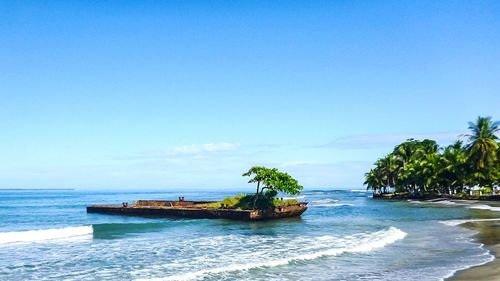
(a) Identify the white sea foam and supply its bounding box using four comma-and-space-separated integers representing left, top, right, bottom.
310, 198, 354, 207
0, 226, 93, 245
311, 198, 337, 203
433, 200, 463, 206
135, 227, 407, 281
414, 200, 500, 212
324, 203, 354, 207
310, 198, 353, 207
408, 199, 463, 207
439, 239, 495, 281
439, 218, 500, 227
467, 204, 500, 212
282, 195, 305, 200
350, 189, 367, 193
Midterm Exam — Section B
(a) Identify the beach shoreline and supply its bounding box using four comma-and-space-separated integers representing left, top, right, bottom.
448, 222, 500, 281
445, 201, 500, 281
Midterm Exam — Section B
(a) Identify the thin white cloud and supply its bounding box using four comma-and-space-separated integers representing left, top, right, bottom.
272, 160, 373, 188
280, 160, 319, 167
318, 132, 465, 150
113, 142, 241, 161
168, 143, 240, 156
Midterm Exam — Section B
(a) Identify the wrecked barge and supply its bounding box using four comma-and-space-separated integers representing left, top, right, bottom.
87, 199, 308, 221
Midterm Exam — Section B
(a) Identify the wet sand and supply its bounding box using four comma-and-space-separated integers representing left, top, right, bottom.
449, 211, 500, 280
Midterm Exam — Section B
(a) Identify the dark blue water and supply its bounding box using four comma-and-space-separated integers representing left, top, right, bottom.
0, 189, 496, 280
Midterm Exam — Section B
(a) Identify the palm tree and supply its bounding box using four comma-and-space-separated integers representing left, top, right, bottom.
394, 139, 418, 168
393, 139, 419, 193
382, 154, 400, 191
420, 139, 439, 154
465, 116, 499, 193
364, 169, 383, 194
441, 141, 468, 194
398, 159, 420, 196
418, 152, 441, 194
493, 143, 500, 193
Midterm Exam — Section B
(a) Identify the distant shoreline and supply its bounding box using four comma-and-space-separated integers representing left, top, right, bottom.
372, 193, 500, 201
0, 188, 75, 191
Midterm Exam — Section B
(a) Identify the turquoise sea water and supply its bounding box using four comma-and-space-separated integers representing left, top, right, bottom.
0, 189, 498, 281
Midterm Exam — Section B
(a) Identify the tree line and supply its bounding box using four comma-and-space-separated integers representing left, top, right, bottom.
364, 116, 499, 196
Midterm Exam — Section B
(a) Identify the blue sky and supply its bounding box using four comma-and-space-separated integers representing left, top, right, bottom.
1, 1, 499, 190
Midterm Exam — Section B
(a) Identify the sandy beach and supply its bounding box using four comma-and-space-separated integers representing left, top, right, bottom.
449, 204, 500, 281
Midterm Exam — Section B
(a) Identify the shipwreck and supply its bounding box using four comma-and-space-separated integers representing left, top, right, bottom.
87, 198, 308, 221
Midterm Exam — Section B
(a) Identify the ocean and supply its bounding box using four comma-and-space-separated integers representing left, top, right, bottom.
0, 189, 497, 281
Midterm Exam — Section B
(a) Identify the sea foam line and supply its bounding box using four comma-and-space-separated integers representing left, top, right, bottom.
315, 203, 355, 207
439, 238, 495, 281
282, 195, 306, 200
413, 200, 500, 212
439, 218, 500, 227
136, 227, 407, 281
310, 198, 353, 207
0, 226, 93, 244
467, 204, 500, 212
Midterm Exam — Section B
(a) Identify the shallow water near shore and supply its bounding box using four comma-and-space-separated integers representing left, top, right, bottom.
0, 189, 498, 280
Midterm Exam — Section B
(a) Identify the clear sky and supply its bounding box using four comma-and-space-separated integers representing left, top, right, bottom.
1, 1, 499, 190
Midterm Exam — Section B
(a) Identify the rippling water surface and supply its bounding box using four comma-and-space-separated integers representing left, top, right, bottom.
0, 189, 496, 280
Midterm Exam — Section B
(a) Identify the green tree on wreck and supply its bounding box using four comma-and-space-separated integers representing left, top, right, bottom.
243, 166, 303, 209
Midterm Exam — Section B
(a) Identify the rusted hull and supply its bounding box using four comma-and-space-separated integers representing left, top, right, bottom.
86, 202, 308, 221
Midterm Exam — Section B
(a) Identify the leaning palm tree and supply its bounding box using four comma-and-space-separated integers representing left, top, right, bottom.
377, 154, 399, 192
364, 169, 383, 194
465, 116, 499, 194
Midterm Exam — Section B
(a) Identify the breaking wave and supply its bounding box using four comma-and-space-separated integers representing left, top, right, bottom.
0, 226, 93, 245
310, 198, 353, 207
135, 227, 407, 281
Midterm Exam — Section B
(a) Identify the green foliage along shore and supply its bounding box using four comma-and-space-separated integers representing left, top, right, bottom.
364, 116, 500, 197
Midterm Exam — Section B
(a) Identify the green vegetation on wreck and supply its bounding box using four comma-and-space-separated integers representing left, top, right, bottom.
199, 166, 304, 210
198, 194, 300, 210
364, 116, 499, 197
